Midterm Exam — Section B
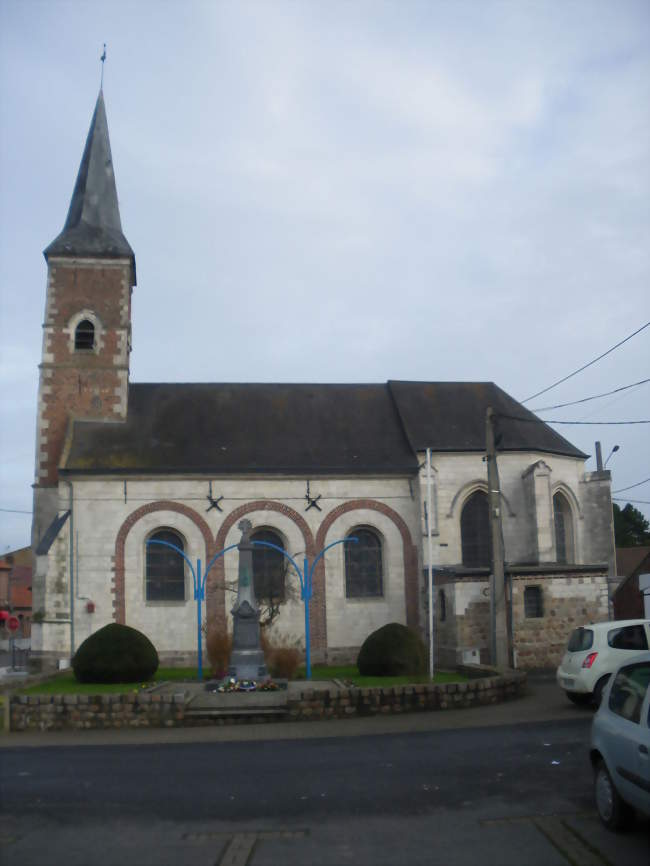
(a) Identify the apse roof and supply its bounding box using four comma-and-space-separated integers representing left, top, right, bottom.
387, 380, 586, 456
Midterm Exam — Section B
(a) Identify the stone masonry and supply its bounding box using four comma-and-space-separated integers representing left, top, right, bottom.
435, 570, 609, 670
9, 668, 526, 732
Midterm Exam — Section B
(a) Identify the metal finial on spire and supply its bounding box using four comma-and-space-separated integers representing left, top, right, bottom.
100, 43, 107, 89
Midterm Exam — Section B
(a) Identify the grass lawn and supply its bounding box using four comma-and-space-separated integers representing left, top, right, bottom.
17, 667, 199, 696
15, 665, 469, 695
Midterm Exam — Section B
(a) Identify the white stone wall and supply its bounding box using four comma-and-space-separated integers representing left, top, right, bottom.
219, 504, 310, 648
122, 508, 207, 653
33, 446, 611, 662
322, 506, 408, 649
40, 474, 418, 659
418, 451, 591, 568
31, 525, 72, 656
454, 579, 488, 616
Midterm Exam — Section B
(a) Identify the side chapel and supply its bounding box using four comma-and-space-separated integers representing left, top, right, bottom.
31, 90, 615, 671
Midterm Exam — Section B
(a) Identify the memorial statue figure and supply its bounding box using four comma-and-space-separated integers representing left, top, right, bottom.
227, 519, 268, 680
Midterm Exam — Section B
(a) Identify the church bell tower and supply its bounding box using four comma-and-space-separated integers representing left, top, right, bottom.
32, 89, 136, 545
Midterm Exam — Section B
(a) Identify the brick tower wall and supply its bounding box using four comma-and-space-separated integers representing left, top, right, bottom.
34, 257, 132, 488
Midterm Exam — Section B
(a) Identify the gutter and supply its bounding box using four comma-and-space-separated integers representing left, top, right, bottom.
65, 480, 75, 657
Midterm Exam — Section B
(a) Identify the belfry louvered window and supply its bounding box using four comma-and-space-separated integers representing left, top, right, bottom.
460, 490, 490, 568
74, 319, 95, 350
146, 530, 185, 601
345, 528, 383, 597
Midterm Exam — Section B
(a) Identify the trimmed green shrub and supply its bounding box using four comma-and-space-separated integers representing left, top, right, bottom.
357, 622, 427, 677
73, 623, 159, 683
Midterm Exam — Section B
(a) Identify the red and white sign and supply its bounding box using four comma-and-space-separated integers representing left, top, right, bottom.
7, 615, 20, 632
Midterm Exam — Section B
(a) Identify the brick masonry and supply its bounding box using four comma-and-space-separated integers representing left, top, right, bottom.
211, 501, 316, 638
314, 499, 419, 635
36, 259, 132, 488
113, 500, 215, 624
207, 498, 417, 652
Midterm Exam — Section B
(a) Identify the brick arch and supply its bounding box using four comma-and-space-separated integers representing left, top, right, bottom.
314, 500, 420, 644
112, 501, 215, 624
209, 501, 316, 633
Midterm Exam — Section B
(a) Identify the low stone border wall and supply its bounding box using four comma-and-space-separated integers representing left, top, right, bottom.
288, 670, 525, 722
7, 670, 526, 732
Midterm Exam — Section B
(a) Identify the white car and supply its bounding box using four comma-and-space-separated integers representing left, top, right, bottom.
556, 619, 650, 706
590, 652, 650, 829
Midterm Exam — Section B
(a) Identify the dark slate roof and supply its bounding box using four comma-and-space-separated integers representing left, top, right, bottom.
388, 381, 587, 458
44, 90, 136, 281
62, 380, 587, 476
63, 383, 419, 475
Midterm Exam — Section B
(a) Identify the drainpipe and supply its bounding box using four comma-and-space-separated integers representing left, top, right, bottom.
426, 448, 434, 679
65, 481, 75, 658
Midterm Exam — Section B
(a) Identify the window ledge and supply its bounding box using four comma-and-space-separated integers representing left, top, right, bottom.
144, 600, 188, 606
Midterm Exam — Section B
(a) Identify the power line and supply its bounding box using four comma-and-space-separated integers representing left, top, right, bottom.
498, 413, 650, 425
541, 420, 650, 425
613, 498, 650, 506
522, 321, 650, 403
612, 477, 650, 494
530, 378, 650, 412
0, 493, 414, 512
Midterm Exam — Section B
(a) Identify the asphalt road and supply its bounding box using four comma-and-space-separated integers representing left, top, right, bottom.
1, 714, 648, 866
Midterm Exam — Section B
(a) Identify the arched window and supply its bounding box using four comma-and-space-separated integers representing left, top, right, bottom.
345, 527, 383, 598
461, 490, 490, 568
553, 492, 574, 564
438, 589, 446, 622
74, 319, 95, 350
251, 529, 285, 603
146, 529, 185, 601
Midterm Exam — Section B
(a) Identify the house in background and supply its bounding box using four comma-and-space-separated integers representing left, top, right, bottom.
613, 547, 650, 619
0, 560, 10, 611
30, 89, 616, 672
0, 548, 33, 639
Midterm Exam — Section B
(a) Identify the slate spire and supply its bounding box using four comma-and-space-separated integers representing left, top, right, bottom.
44, 89, 135, 279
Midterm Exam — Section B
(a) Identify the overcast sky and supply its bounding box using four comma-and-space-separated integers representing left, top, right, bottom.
1, 0, 649, 553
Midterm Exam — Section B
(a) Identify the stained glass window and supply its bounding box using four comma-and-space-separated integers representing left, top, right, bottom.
251, 529, 285, 602
345, 528, 383, 597
461, 491, 490, 567
146, 529, 185, 601
553, 493, 574, 564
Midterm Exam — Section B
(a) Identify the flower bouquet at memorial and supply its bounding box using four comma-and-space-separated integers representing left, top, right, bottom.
212, 676, 282, 692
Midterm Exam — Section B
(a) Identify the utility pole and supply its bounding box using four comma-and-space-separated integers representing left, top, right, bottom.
426, 448, 434, 679
486, 407, 509, 670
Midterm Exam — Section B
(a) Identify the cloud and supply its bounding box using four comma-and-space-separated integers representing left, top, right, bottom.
0, 0, 649, 549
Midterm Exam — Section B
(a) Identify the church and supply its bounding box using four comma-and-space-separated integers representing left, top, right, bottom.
30, 90, 615, 672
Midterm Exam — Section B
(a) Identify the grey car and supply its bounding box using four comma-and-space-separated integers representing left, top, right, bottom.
589, 651, 650, 830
